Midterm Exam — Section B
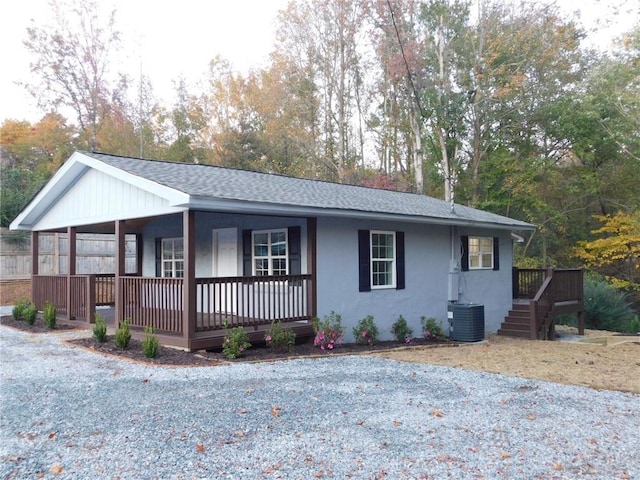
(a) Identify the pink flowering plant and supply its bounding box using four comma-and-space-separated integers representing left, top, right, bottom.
353, 315, 379, 346
313, 311, 345, 351
265, 320, 296, 353
421, 316, 444, 340
222, 323, 251, 359
391, 315, 413, 343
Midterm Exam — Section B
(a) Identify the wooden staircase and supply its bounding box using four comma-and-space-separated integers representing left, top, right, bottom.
497, 268, 585, 340
497, 302, 533, 338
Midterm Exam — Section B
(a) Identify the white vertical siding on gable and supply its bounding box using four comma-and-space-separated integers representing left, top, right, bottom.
34, 168, 180, 230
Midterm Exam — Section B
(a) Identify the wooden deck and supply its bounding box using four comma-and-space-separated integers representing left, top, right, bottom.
498, 268, 584, 340
31, 274, 315, 351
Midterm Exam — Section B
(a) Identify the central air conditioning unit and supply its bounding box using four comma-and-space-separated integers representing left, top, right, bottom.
447, 303, 485, 342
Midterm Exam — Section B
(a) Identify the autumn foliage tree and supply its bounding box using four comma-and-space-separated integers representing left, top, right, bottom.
574, 212, 640, 294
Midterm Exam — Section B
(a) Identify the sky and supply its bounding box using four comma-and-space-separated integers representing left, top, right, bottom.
0, 0, 637, 124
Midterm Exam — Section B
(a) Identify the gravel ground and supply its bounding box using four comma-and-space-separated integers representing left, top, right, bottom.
1, 325, 638, 480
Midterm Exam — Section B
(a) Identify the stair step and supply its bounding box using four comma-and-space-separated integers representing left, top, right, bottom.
497, 328, 532, 339
503, 317, 529, 326
507, 310, 530, 319
500, 321, 530, 331
511, 303, 530, 311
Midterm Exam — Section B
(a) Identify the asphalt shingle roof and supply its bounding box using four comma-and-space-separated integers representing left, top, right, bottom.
85, 151, 534, 229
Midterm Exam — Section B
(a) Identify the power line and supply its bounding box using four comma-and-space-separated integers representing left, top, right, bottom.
386, 0, 426, 118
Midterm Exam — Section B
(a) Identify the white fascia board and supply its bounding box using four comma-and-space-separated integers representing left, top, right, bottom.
184, 197, 536, 231
10, 152, 89, 230
10, 152, 190, 231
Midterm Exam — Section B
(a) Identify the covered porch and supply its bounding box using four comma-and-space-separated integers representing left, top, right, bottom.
28, 212, 317, 351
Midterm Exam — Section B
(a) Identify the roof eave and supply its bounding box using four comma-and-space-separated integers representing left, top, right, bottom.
183, 197, 536, 231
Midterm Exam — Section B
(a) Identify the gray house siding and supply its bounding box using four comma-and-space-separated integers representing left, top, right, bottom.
140, 212, 308, 278
316, 218, 514, 342
316, 217, 450, 342
456, 228, 514, 334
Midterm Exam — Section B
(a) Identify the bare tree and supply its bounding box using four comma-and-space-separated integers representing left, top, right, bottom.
23, 0, 122, 150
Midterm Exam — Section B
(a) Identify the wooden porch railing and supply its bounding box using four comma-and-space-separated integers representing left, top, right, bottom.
511, 268, 584, 340
31, 273, 314, 346
32, 273, 116, 321
118, 274, 313, 335
195, 275, 311, 331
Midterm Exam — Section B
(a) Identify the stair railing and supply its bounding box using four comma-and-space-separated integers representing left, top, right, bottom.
529, 268, 555, 339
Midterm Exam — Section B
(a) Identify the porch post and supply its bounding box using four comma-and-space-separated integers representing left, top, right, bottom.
66, 227, 76, 319
31, 231, 39, 304
183, 210, 196, 347
307, 217, 317, 319
577, 268, 585, 335
115, 220, 126, 326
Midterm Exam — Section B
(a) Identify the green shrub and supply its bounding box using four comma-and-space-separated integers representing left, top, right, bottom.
627, 316, 640, 334
584, 276, 636, 332
12, 299, 30, 321
265, 321, 296, 352
391, 315, 413, 343
23, 304, 38, 326
421, 316, 444, 339
222, 326, 251, 359
114, 319, 131, 350
43, 302, 57, 329
93, 312, 108, 343
142, 325, 159, 358
353, 315, 378, 345
313, 311, 345, 350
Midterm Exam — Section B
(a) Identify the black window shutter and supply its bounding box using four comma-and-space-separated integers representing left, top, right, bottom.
288, 226, 301, 275
493, 236, 500, 271
242, 229, 252, 276
358, 230, 371, 292
396, 231, 405, 290
155, 238, 162, 277
461, 235, 469, 271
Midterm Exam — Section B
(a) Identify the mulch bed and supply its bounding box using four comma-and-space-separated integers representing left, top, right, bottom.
1, 315, 457, 367
1, 315, 78, 333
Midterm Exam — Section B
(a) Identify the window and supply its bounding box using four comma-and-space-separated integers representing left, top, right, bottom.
461, 236, 499, 271
469, 237, 494, 269
358, 230, 405, 292
252, 229, 288, 276
161, 238, 184, 277
371, 231, 396, 288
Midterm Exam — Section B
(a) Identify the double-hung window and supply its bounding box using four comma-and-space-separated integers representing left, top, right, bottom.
358, 229, 404, 291
461, 235, 499, 271
468, 236, 494, 269
161, 238, 184, 278
252, 229, 288, 276
370, 231, 396, 288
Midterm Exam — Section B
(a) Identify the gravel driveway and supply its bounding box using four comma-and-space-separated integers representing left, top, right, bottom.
1, 325, 638, 479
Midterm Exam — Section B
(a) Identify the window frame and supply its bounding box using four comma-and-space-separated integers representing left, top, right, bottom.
468, 236, 494, 270
251, 228, 289, 276
370, 230, 396, 289
160, 237, 184, 278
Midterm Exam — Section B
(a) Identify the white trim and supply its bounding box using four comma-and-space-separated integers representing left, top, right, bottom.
252, 228, 288, 276
370, 230, 396, 289
10, 152, 189, 231
161, 237, 184, 278
468, 236, 494, 270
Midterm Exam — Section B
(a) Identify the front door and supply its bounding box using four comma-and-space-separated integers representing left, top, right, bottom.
212, 228, 238, 315
213, 228, 238, 277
